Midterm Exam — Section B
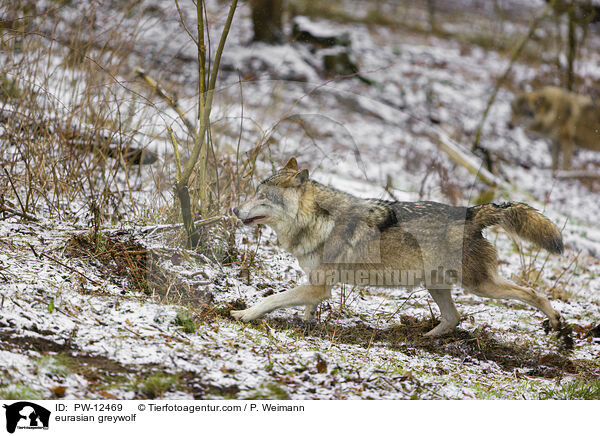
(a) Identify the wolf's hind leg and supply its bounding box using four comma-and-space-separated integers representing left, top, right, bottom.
550, 140, 561, 170
470, 277, 561, 329
303, 304, 318, 321
231, 285, 330, 322
423, 289, 460, 337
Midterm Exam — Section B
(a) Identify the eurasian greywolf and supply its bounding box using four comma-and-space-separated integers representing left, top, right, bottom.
509, 86, 600, 170
232, 158, 564, 336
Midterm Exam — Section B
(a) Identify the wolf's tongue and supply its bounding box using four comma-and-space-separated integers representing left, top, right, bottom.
243, 215, 266, 225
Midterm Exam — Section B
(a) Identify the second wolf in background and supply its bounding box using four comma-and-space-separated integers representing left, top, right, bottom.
509, 86, 600, 170
232, 158, 564, 337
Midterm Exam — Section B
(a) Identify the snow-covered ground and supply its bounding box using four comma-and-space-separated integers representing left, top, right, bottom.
1, 0, 599, 399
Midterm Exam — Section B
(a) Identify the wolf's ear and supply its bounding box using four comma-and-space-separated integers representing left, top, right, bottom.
282, 157, 298, 171
290, 169, 309, 185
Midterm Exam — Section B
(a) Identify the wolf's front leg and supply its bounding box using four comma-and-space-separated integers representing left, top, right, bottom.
303, 304, 318, 321
231, 284, 330, 322
561, 139, 574, 170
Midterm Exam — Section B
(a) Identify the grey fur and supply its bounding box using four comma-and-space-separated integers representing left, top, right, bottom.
232, 159, 564, 336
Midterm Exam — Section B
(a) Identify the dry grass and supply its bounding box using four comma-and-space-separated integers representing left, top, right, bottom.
0, 1, 160, 221
0, 1, 258, 259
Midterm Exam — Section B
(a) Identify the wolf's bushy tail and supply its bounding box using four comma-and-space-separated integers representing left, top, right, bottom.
468, 202, 564, 254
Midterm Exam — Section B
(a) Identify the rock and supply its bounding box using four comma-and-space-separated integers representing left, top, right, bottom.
322, 48, 359, 77
292, 16, 351, 48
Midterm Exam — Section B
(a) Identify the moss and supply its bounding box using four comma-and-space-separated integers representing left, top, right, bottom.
243, 382, 290, 400
35, 355, 71, 378
175, 309, 197, 333
0, 384, 44, 400
135, 372, 180, 399
539, 379, 600, 400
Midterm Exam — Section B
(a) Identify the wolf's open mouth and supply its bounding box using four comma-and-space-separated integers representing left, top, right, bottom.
242, 215, 266, 225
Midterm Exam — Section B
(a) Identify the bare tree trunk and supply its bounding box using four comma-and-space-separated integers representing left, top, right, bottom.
171, 0, 238, 248
176, 184, 199, 247
427, 0, 436, 32
250, 0, 283, 43
566, 3, 576, 90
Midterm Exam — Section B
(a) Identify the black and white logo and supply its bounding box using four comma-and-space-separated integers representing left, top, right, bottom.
3, 402, 51, 434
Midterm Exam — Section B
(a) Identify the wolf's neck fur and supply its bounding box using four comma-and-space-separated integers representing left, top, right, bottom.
270, 181, 364, 259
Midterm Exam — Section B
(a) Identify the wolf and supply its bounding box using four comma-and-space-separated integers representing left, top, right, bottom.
509, 86, 600, 170
232, 158, 564, 336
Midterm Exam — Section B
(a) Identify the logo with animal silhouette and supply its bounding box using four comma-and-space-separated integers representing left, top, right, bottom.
2, 402, 51, 434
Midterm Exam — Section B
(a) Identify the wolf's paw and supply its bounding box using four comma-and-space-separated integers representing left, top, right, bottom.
543, 314, 563, 333
552, 313, 563, 330
423, 320, 458, 337
230, 309, 256, 322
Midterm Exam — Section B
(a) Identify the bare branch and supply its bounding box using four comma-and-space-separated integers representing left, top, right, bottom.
179, 0, 239, 186
0, 205, 39, 222
555, 170, 600, 180
134, 67, 195, 137
207, 0, 239, 102
174, 0, 198, 45
472, 0, 557, 152
436, 131, 509, 189
197, 0, 207, 119
167, 125, 182, 182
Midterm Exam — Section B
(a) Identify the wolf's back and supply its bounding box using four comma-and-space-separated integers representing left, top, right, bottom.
468, 202, 563, 254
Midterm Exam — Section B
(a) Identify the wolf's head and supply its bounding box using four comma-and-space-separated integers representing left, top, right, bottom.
508, 92, 536, 130
234, 157, 310, 228
508, 90, 551, 130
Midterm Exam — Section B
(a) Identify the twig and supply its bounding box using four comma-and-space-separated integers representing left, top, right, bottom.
384, 175, 399, 201
138, 215, 226, 236
121, 323, 141, 337
0, 205, 38, 222
134, 67, 195, 136
533, 251, 552, 286
547, 250, 581, 295
207, 0, 238, 100
174, 0, 198, 45
385, 290, 422, 322
235, 72, 244, 194
28, 244, 103, 286
555, 170, 600, 180
179, 0, 239, 187
436, 132, 508, 189
167, 126, 182, 182
2, 168, 31, 220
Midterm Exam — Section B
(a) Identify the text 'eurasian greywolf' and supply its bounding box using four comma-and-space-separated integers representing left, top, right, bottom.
232, 158, 564, 336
